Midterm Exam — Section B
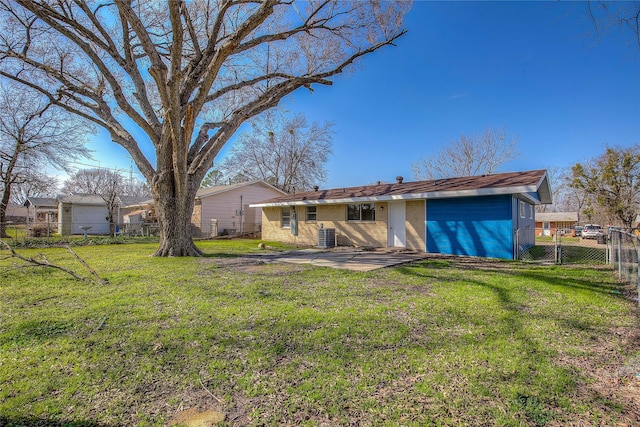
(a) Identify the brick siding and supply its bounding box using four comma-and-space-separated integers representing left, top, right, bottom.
262, 201, 426, 251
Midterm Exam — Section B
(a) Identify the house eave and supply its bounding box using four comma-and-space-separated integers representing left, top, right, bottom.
250, 185, 543, 208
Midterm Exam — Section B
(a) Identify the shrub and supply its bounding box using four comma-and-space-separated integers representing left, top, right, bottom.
26, 224, 52, 238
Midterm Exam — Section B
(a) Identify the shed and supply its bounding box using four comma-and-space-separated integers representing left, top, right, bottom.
57, 194, 110, 235
251, 169, 552, 260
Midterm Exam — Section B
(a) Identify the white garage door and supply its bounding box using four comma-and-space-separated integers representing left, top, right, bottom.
72, 205, 110, 235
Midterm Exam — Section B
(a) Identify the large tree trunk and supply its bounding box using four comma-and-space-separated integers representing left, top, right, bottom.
151, 169, 203, 257
0, 183, 11, 238
153, 194, 202, 256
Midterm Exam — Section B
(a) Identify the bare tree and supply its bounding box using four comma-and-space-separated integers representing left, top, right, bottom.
588, 1, 640, 48
412, 127, 519, 180
537, 166, 593, 225
539, 166, 591, 225
221, 111, 333, 192
0, 81, 91, 237
535, 166, 561, 213
10, 174, 58, 206
0, 0, 411, 256
62, 168, 125, 237
122, 177, 151, 199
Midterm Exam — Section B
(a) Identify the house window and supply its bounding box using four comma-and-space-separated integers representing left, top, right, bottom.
306, 206, 317, 222
347, 203, 375, 221
520, 201, 525, 218
529, 204, 533, 219
282, 207, 291, 228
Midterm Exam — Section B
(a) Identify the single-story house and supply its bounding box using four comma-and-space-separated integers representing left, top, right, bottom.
535, 212, 578, 236
118, 196, 153, 223
250, 169, 552, 260
192, 181, 287, 237
24, 197, 58, 223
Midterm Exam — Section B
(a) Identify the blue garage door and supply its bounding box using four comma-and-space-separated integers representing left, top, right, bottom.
426, 195, 514, 259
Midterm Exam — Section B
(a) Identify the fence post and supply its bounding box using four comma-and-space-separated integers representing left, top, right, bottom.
618, 233, 623, 280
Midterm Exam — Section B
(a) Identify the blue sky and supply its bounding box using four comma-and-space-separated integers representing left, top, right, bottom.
87, 1, 640, 189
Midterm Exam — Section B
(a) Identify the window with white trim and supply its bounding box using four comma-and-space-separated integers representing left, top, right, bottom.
529, 204, 533, 219
282, 207, 291, 228
306, 206, 317, 221
520, 201, 525, 218
347, 203, 375, 221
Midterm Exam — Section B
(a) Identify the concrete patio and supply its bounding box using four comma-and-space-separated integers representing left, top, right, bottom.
267, 248, 428, 272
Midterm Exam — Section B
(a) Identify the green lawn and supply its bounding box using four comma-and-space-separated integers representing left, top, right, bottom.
1, 240, 639, 426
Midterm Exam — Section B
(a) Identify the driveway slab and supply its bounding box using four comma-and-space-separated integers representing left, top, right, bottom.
272, 249, 427, 271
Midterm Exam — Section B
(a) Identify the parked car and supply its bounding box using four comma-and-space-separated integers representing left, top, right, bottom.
581, 224, 604, 239
572, 225, 584, 237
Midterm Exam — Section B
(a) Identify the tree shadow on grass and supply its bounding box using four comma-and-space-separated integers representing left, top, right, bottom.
400, 256, 628, 299
394, 256, 640, 422
0, 417, 110, 427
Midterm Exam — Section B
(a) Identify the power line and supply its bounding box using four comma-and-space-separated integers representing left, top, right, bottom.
64, 160, 145, 180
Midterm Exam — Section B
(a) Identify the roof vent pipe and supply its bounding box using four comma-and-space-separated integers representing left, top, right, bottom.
396, 176, 404, 184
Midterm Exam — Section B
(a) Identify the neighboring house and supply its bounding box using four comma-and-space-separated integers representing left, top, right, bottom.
23, 197, 58, 224
119, 181, 286, 237
5, 203, 29, 223
58, 194, 111, 235
251, 169, 552, 260
118, 196, 152, 223
193, 181, 287, 237
535, 212, 578, 236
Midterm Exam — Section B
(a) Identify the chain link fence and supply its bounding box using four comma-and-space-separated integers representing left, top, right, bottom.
609, 229, 639, 304
0, 220, 254, 245
519, 231, 608, 264
519, 229, 640, 305
0, 220, 161, 245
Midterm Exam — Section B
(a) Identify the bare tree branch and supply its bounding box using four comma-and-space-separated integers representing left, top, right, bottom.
220, 109, 333, 191
412, 127, 520, 180
0, 240, 107, 284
